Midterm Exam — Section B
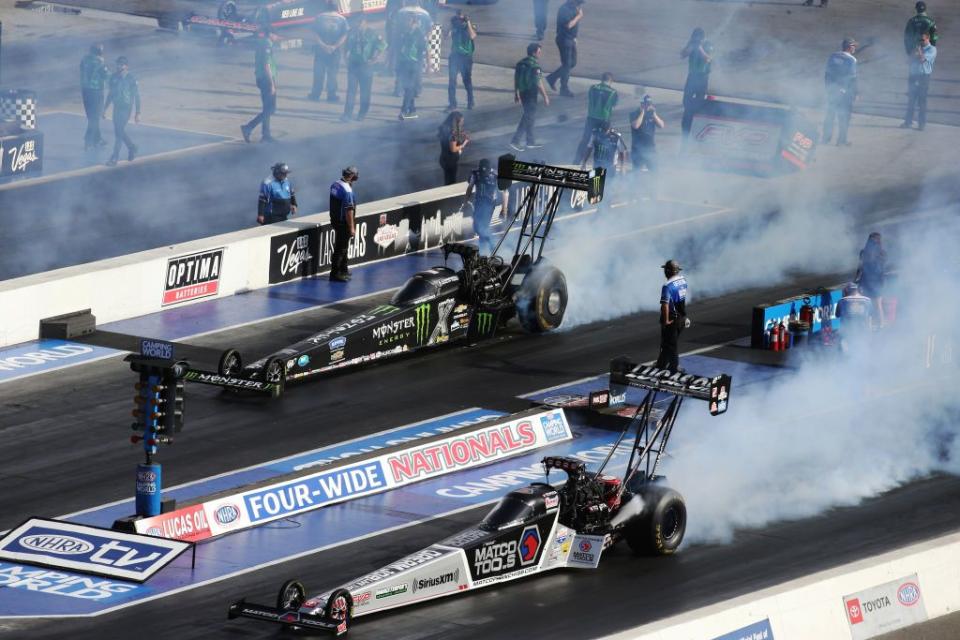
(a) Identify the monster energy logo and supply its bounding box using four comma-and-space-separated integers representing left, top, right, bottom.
475, 312, 494, 334
415, 303, 432, 345
371, 304, 400, 316
591, 174, 602, 197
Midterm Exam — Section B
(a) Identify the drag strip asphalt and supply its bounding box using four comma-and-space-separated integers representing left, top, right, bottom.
4, 263, 960, 638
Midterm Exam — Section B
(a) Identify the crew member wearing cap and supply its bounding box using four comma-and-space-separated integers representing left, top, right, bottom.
258, 163, 297, 225
330, 166, 359, 282
464, 158, 507, 256
822, 37, 858, 146
80, 43, 110, 150
656, 260, 689, 373
104, 56, 141, 166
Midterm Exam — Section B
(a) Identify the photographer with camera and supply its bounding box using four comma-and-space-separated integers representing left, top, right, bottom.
630, 94, 664, 199
448, 10, 477, 111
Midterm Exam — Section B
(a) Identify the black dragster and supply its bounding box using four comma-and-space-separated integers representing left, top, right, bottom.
227, 359, 731, 634
180, 156, 606, 397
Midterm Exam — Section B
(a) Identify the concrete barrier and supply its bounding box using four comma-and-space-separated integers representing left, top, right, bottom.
601, 531, 960, 640
0, 184, 469, 348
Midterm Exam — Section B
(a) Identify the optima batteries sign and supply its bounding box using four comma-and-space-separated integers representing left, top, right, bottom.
136, 408, 573, 541
0, 518, 191, 582
162, 248, 224, 306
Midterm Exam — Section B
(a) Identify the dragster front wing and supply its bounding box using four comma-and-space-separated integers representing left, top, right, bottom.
228, 600, 346, 635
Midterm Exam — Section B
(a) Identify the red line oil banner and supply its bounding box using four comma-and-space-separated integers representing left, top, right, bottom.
843, 574, 927, 639
136, 408, 573, 541
710, 619, 774, 640
0, 518, 190, 583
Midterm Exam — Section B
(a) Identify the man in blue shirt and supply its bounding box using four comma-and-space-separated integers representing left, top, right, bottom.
258, 162, 298, 225
464, 158, 507, 256
533, 0, 550, 41
901, 31, 937, 131
330, 166, 359, 282
104, 56, 141, 166
308, 1, 348, 103
80, 43, 110, 150
655, 260, 689, 373
822, 38, 858, 146
545, 0, 583, 98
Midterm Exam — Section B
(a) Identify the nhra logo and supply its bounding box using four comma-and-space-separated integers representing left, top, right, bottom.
20, 535, 93, 556
898, 582, 921, 606
578, 540, 592, 553
214, 504, 240, 525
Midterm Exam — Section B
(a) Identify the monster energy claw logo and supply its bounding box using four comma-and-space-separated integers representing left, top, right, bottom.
475, 312, 494, 334
415, 303, 432, 345
372, 304, 400, 316
591, 174, 602, 195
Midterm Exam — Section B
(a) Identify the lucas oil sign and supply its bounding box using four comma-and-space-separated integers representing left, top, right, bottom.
0, 518, 191, 582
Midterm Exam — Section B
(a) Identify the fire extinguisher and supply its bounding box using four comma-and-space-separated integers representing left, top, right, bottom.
770, 322, 781, 352
781, 320, 791, 350
799, 297, 814, 325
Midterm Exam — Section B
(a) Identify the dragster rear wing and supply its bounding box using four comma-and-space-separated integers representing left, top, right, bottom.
497, 155, 606, 203
608, 357, 732, 416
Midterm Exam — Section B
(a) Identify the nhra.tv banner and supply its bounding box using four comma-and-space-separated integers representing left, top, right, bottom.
136, 408, 573, 541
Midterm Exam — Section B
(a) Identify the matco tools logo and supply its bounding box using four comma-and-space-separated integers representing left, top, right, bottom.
415, 303, 432, 345
474, 312, 494, 334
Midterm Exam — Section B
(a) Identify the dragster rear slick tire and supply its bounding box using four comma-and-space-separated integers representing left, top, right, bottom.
516, 265, 568, 333
262, 356, 286, 398
218, 348, 242, 377
625, 485, 686, 556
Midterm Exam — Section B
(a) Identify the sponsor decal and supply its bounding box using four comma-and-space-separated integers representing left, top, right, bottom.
139, 339, 173, 361
375, 584, 407, 599
386, 420, 538, 483
354, 592, 371, 605
710, 618, 774, 640
183, 371, 273, 391
1, 134, 43, 177
567, 534, 603, 568
214, 504, 241, 525
539, 411, 568, 442
428, 298, 456, 344
0, 519, 191, 582
441, 528, 489, 548
414, 303, 432, 345
374, 223, 400, 252
134, 504, 211, 542
330, 349, 345, 362
843, 574, 927, 640
329, 337, 347, 350
308, 314, 377, 345
243, 461, 387, 522
473, 311, 494, 335
0, 343, 98, 375
0, 563, 140, 601
372, 316, 416, 345
898, 582, 921, 606
297, 355, 310, 367
470, 522, 545, 581
348, 548, 447, 590
413, 568, 460, 593
269, 228, 319, 284
280, 6, 305, 19
162, 248, 224, 306
370, 304, 400, 316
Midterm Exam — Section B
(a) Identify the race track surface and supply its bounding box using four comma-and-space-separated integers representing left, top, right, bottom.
3, 265, 959, 639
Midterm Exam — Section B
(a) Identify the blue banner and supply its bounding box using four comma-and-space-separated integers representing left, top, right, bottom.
712, 618, 774, 640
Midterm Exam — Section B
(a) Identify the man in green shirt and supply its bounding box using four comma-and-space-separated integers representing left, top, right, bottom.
80, 43, 110, 150
904, 2, 938, 54
397, 15, 426, 119
447, 9, 477, 111
342, 17, 386, 121
104, 56, 141, 166
241, 30, 278, 143
510, 42, 550, 151
575, 72, 617, 163
681, 27, 713, 138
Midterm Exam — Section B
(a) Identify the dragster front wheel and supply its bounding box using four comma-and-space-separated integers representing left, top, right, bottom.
218, 349, 242, 377
516, 265, 568, 333
625, 485, 686, 556
262, 357, 286, 398
324, 588, 353, 634
277, 579, 306, 631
